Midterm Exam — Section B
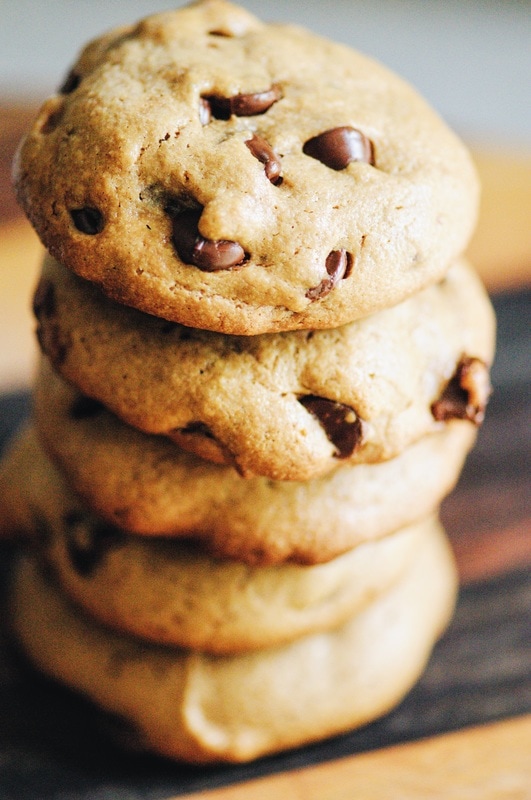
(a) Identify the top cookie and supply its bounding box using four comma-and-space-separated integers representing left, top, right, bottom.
14, 0, 479, 334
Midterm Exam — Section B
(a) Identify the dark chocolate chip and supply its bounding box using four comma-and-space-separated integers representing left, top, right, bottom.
32, 279, 69, 365
178, 421, 217, 440
202, 85, 281, 120
208, 29, 234, 37
159, 321, 180, 335
168, 207, 247, 271
299, 395, 362, 458
193, 235, 247, 271
63, 511, 125, 577
40, 104, 65, 135
32, 278, 56, 319
70, 395, 105, 420
306, 249, 353, 301
245, 134, 282, 184
59, 70, 81, 94
431, 356, 491, 426
36, 325, 68, 367
303, 126, 375, 170
431, 380, 467, 423
70, 207, 105, 235
326, 249, 353, 279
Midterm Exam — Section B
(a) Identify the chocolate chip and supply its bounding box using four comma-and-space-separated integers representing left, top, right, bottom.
32, 278, 56, 319
208, 29, 234, 37
40, 104, 65, 135
431, 356, 491, 425
70, 395, 105, 420
306, 249, 353, 300
245, 134, 282, 184
59, 70, 81, 94
32, 279, 70, 365
168, 207, 247, 271
179, 421, 217, 440
70, 207, 104, 235
63, 511, 125, 577
202, 85, 281, 120
299, 395, 362, 458
159, 321, 180, 335
326, 249, 353, 279
303, 127, 375, 170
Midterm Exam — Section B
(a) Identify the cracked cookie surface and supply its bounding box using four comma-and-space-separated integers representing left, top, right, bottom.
14, 0, 479, 334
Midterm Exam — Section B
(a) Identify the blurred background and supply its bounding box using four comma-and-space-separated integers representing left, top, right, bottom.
1, 0, 530, 148
1, 0, 530, 392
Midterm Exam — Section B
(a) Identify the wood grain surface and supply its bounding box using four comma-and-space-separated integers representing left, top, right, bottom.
177, 715, 531, 800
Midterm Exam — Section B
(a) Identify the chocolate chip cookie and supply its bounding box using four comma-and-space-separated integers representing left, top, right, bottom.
32, 360, 477, 564
34, 254, 494, 480
9, 523, 457, 763
1, 426, 432, 653
14, 0, 479, 334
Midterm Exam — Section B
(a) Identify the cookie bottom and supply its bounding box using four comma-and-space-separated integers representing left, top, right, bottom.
9, 523, 457, 764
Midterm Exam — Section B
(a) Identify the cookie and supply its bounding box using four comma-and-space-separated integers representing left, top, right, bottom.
14, 0, 479, 334
32, 361, 477, 564
1, 427, 434, 653
9, 521, 457, 763
34, 255, 494, 480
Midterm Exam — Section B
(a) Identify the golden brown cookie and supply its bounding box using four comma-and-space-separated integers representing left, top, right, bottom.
34, 255, 494, 480
9, 522, 457, 763
15, 0, 479, 334
0, 426, 432, 653
32, 361, 477, 564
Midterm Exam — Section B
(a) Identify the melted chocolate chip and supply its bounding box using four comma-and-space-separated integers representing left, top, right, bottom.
208, 29, 234, 37
245, 134, 282, 184
431, 356, 491, 425
306, 249, 353, 301
70, 395, 105, 420
63, 511, 125, 577
303, 127, 375, 170
159, 321, 180, 335
299, 395, 362, 458
168, 207, 247, 271
202, 85, 281, 120
59, 70, 81, 94
32, 278, 56, 319
70, 207, 105, 235
179, 421, 217, 440
40, 105, 65, 135
32, 279, 69, 365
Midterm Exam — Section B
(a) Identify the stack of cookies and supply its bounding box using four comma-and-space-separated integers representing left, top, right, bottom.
0, 0, 495, 764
